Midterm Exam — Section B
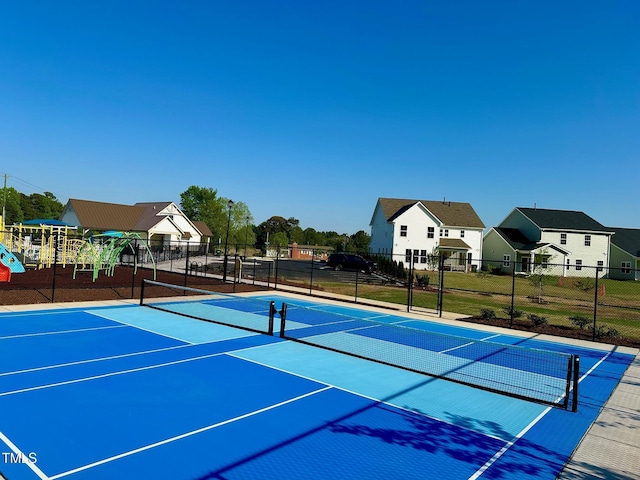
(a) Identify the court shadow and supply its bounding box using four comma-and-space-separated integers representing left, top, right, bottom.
190, 377, 564, 479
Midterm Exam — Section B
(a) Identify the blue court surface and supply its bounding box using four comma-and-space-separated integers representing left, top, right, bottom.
0, 293, 634, 480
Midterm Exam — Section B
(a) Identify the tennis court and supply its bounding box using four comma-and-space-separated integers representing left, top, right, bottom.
0, 282, 635, 480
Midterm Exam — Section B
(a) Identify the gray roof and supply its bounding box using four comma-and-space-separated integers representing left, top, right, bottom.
517, 207, 612, 233
493, 227, 569, 254
609, 228, 640, 257
377, 198, 485, 228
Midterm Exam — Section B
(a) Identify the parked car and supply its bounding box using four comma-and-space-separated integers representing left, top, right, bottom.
326, 253, 377, 273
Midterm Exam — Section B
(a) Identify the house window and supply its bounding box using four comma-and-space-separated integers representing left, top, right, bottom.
566, 259, 570, 271
597, 260, 604, 272
405, 249, 411, 263
621, 261, 631, 274
427, 227, 435, 239
400, 225, 407, 237
575, 259, 582, 271
503, 255, 510, 267
420, 250, 427, 263
413, 249, 419, 264
584, 235, 591, 247
560, 233, 567, 245
460, 230, 465, 238
440, 229, 449, 237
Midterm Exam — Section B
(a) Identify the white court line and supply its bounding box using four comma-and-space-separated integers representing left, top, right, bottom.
86, 308, 261, 344
0, 350, 231, 398
85, 310, 194, 344
468, 349, 614, 479
0, 325, 127, 341
438, 334, 501, 354
228, 351, 507, 443
0, 342, 198, 378
48, 386, 331, 479
0, 430, 50, 480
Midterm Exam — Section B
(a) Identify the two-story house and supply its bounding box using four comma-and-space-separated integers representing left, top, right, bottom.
369, 198, 485, 271
483, 207, 614, 277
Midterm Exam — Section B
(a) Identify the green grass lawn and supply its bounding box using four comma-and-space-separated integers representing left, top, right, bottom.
315, 272, 640, 345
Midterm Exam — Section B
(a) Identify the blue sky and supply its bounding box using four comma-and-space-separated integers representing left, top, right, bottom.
1, 1, 638, 234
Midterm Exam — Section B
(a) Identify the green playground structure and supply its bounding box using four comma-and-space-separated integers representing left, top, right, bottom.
73, 231, 156, 281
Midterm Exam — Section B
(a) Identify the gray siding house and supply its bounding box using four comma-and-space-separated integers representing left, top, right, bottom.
483, 207, 614, 277
608, 228, 640, 280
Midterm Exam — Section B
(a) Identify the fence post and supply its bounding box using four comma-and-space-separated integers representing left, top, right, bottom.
510, 265, 516, 327
355, 268, 359, 303
592, 268, 599, 341
309, 248, 315, 295
274, 247, 280, 290
437, 253, 444, 317
51, 232, 58, 303
184, 242, 189, 287
406, 253, 414, 313
131, 239, 138, 299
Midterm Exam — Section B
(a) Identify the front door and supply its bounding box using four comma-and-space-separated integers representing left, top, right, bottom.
521, 256, 530, 273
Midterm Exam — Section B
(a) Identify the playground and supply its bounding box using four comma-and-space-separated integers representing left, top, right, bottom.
0, 218, 159, 287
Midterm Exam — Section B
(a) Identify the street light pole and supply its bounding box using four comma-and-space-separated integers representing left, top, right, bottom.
223, 199, 234, 282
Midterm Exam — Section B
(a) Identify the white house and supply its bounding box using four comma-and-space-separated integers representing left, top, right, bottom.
60, 199, 212, 251
482, 207, 614, 277
369, 198, 485, 271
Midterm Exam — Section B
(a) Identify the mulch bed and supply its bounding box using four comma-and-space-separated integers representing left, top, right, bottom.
0, 265, 268, 305
461, 315, 640, 349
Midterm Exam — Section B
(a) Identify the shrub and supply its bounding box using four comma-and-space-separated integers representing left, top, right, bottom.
589, 325, 621, 339
576, 278, 595, 291
480, 309, 496, 320
527, 314, 548, 327
502, 306, 523, 319
415, 274, 430, 288
569, 315, 591, 330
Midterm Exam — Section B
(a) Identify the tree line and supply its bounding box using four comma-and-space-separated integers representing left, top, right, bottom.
2, 184, 370, 253
1, 188, 64, 224
180, 186, 370, 254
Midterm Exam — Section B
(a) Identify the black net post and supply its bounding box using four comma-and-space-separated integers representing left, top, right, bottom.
572, 356, 580, 412
278, 302, 288, 338
268, 301, 276, 335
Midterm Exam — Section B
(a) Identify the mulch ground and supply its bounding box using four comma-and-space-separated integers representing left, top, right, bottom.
462, 315, 640, 349
0, 265, 267, 305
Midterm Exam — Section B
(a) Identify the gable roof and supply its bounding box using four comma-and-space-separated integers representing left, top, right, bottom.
377, 198, 485, 228
132, 202, 175, 231
516, 207, 612, 233
193, 221, 213, 237
609, 228, 640, 257
62, 199, 212, 237
65, 199, 145, 231
493, 227, 570, 254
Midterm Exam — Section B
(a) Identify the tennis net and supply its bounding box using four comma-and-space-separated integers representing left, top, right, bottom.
140, 279, 276, 335
278, 302, 579, 410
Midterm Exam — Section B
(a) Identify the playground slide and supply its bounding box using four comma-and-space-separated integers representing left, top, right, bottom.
0, 243, 26, 280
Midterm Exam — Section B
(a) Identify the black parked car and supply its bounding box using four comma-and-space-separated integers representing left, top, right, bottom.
327, 253, 377, 273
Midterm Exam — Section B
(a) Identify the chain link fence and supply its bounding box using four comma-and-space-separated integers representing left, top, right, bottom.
0, 231, 638, 348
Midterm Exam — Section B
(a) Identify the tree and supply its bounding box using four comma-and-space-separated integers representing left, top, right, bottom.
180, 186, 227, 244
530, 247, 555, 303
350, 230, 370, 252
